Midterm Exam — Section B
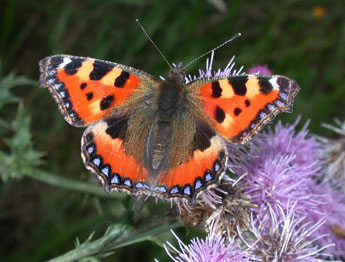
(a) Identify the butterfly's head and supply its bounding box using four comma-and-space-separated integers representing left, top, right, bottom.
168, 62, 186, 84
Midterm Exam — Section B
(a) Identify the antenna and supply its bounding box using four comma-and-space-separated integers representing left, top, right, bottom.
182, 33, 241, 70
136, 19, 173, 70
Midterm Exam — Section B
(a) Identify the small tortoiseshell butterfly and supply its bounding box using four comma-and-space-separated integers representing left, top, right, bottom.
39, 55, 299, 203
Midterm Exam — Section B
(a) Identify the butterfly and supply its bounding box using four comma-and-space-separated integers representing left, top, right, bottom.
39, 55, 299, 204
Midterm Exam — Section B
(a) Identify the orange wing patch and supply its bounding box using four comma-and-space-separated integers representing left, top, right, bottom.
39, 55, 145, 127
198, 75, 299, 143
81, 120, 150, 195
154, 136, 227, 201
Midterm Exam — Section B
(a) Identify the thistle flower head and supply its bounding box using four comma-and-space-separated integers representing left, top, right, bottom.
185, 51, 244, 83
247, 64, 272, 75
308, 181, 345, 258
254, 117, 323, 169
246, 203, 337, 262
228, 119, 324, 218
162, 226, 250, 262
318, 119, 345, 191
180, 182, 255, 238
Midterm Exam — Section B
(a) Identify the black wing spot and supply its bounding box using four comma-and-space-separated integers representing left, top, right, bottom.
100, 95, 115, 110
89, 60, 113, 80
214, 106, 226, 123
277, 77, 289, 88
234, 107, 242, 116
258, 77, 273, 94
105, 115, 129, 139
193, 120, 215, 152
80, 83, 87, 90
65, 59, 83, 75
114, 71, 130, 88
229, 77, 247, 96
245, 99, 250, 107
211, 81, 222, 98
51, 56, 64, 66
86, 92, 93, 100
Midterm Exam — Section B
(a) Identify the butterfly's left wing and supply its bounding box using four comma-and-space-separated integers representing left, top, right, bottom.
188, 74, 300, 143
39, 55, 158, 127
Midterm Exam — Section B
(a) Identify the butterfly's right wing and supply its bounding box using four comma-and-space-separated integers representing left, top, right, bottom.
188, 74, 300, 143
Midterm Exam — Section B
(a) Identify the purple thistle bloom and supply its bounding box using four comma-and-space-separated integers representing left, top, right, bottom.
228, 118, 324, 218
318, 119, 345, 192
185, 51, 244, 83
308, 181, 345, 258
161, 227, 250, 262
247, 64, 273, 75
245, 202, 337, 262
253, 117, 324, 170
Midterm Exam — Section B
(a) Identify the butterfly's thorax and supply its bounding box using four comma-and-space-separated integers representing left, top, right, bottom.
147, 68, 188, 174
157, 73, 185, 122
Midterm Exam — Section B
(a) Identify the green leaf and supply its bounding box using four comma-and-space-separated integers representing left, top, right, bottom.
0, 103, 44, 181
0, 73, 36, 110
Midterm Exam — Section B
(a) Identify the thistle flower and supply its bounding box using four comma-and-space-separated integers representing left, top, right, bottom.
185, 51, 244, 83
161, 226, 251, 262
318, 119, 345, 191
247, 64, 272, 75
180, 182, 255, 238
228, 119, 324, 218
254, 117, 324, 170
308, 181, 345, 258
245, 202, 337, 262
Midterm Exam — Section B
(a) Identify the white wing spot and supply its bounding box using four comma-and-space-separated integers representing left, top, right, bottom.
58, 57, 72, 69
269, 76, 279, 90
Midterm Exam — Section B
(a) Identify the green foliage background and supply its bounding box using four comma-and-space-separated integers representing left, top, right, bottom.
0, 0, 344, 261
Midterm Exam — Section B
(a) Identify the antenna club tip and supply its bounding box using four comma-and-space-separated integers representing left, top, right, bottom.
238, 32, 242, 36
135, 18, 139, 22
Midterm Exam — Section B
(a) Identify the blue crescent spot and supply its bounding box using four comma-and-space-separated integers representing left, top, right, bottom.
259, 111, 267, 119
170, 187, 180, 194
154, 186, 167, 193
87, 145, 95, 154
267, 104, 275, 112
183, 186, 192, 196
92, 157, 101, 166
214, 162, 220, 172
275, 100, 284, 107
204, 171, 214, 182
123, 179, 132, 187
194, 179, 203, 190
279, 92, 288, 100
136, 182, 150, 190
101, 166, 110, 176
54, 83, 63, 90
111, 175, 120, 184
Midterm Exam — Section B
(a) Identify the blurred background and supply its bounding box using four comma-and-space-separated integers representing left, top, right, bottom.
0, 0, 344, 261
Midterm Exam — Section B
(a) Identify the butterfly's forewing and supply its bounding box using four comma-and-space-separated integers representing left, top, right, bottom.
39, 55, 158, 126
191, 74, 300, 143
